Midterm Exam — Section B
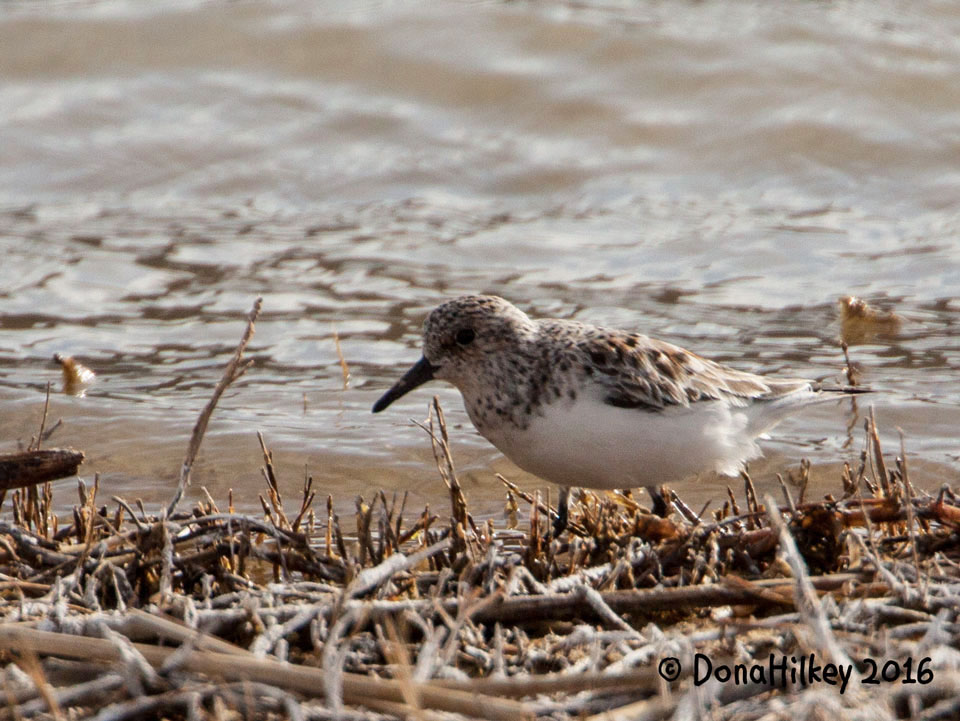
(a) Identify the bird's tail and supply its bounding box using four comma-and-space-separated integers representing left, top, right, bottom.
746, 382, 873, 438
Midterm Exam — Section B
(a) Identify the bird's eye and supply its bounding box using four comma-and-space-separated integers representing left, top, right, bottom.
454, 328, 476, 346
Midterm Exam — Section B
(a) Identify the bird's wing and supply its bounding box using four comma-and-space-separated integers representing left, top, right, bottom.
571, 329, 812, 412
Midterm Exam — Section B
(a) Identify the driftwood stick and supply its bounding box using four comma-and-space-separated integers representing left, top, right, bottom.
0, 449, 84, 491
582, 694, 679, 721
121, 608, 250, 657
456, 575, 873, 625
0, 626, 534, 721
436, 666, 662, 697
9, 672, 126, 720
575, 584, 643, 638
178, 572, 861, 630
166, 297, 262, 518
84, 687, 204, 721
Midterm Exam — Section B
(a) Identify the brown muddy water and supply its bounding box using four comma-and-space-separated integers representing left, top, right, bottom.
1, 0, 959, 520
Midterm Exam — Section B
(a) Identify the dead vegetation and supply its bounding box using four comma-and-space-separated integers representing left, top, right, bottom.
1, 299, 959, 721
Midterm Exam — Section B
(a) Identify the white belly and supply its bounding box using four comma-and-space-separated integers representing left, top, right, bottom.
480, 395, 764, 490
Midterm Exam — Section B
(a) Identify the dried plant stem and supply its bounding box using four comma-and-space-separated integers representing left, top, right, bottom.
166, 297, 262, 517
32, 381, 51, 452
867, 406, 890, 496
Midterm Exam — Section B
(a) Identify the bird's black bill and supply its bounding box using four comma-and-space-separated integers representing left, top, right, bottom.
371, 356, 439, 413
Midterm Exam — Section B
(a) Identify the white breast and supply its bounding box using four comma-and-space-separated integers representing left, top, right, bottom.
479, 394, 764, 490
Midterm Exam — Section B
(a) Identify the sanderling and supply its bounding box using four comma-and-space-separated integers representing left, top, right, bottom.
372, 295, 867, 531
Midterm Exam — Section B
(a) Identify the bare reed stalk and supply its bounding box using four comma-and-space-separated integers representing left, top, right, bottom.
166, 297, 262, 518
413, 397, 472, 546
14, 649, 63, 721
31, 382, 51, 452
898, 428, 927, 602
867, 406, 890, 497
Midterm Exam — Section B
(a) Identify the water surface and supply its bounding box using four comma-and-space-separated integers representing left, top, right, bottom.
1, 0, 958, 518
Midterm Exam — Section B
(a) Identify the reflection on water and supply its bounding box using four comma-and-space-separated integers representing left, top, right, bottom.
1, 0, 959, 516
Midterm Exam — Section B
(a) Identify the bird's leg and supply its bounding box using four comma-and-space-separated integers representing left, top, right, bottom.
645, 484, 669, 517
553, 486, 570, 536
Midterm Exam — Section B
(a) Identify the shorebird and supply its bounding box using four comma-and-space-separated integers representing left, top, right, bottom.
373, 295, 866, 531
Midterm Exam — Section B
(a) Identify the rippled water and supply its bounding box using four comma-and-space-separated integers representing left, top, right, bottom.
1, 0, 959, 517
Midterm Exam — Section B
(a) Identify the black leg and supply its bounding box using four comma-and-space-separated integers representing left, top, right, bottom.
553, 486, 570, 536
646, 485, 668, 517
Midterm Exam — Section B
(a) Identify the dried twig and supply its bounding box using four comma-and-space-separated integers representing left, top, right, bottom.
166, 297, 262, 517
